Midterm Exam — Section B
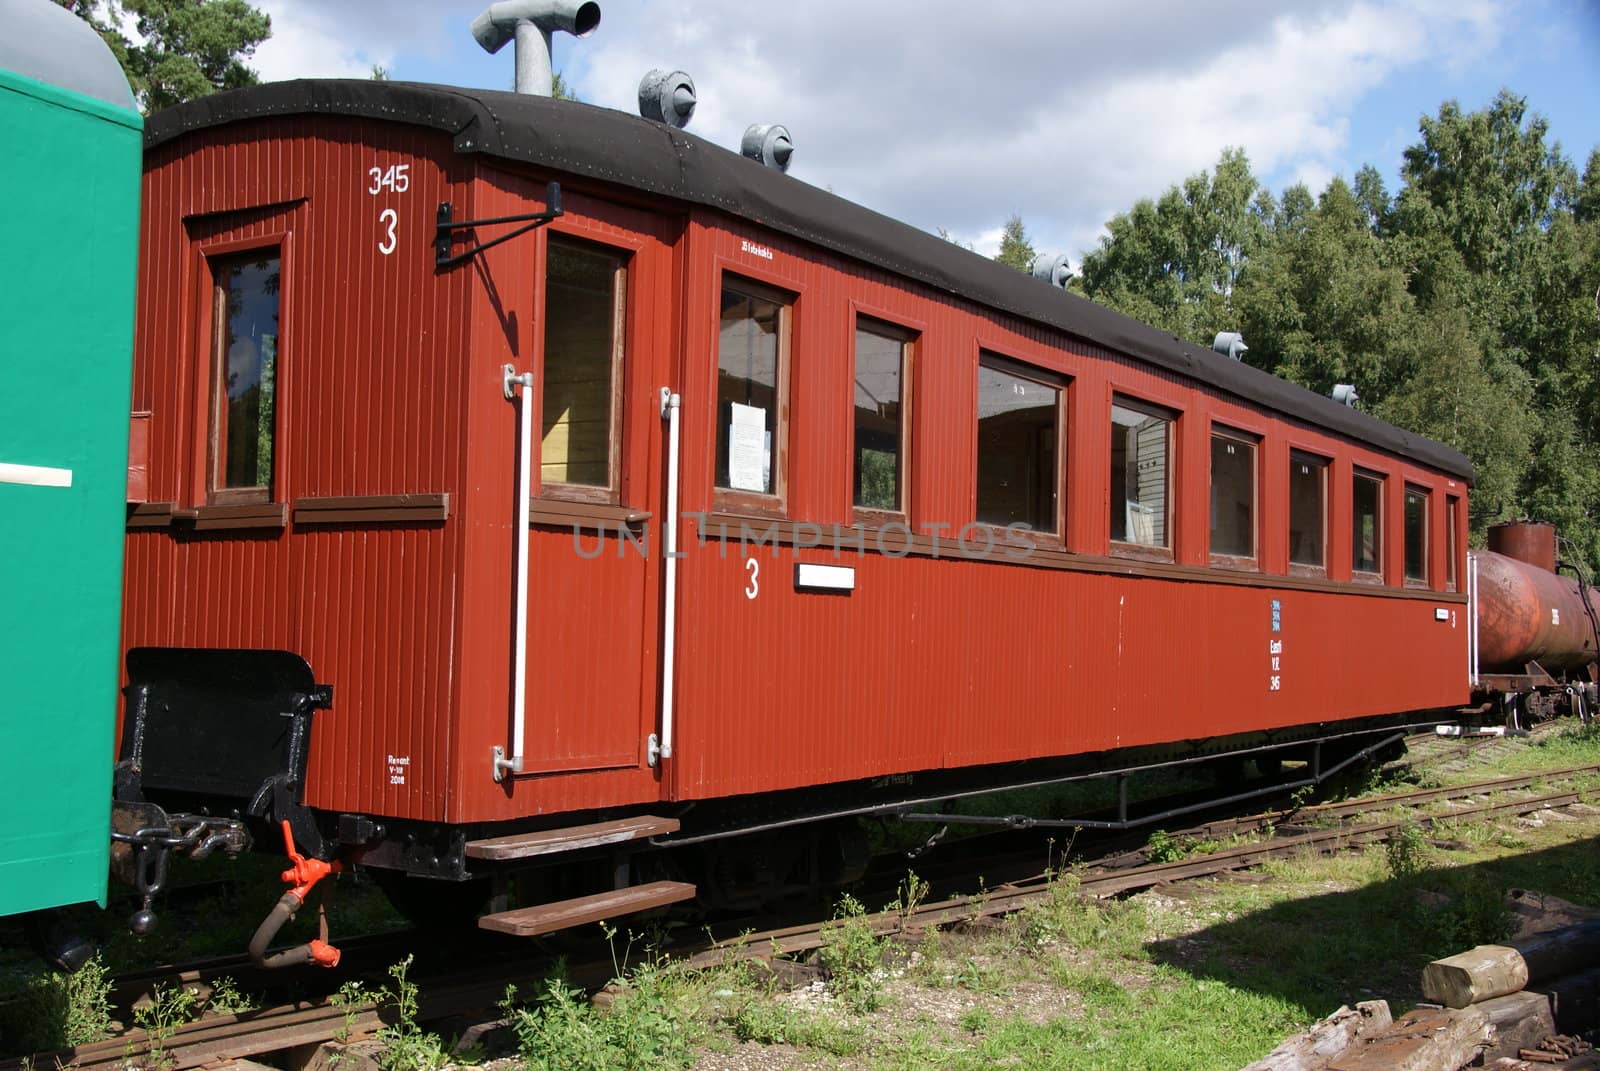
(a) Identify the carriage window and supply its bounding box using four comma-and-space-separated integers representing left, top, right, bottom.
1289, 451, 1328, 570
1353, 471, 1384, 577
542, 237, 625, 495
1110, 400, 1171, 549
211, 251, 280, 498
1446, 496, 1460, 591
853, 321, 910, 516
1405, 486, 1429, 583
975, 357, 1060, 534
715, 279, 790, 500
1210, 429, 1256, 561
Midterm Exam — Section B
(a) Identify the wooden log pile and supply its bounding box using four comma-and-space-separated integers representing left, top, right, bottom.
1243, 909, 1600, 1071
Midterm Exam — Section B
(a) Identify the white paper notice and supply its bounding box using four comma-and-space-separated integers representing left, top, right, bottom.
728, 402, 768, 492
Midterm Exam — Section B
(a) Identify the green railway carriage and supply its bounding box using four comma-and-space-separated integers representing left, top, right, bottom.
0, 0, 141, 916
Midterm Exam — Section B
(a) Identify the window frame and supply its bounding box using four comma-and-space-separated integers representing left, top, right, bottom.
1108, 394, 1176, 562
1287, 449, 1330, 578
851, 315, 915, 526
536, 232, 629, 507
972, 351, 1068, 543
1403, 483, 1430, 587
1351, 468, 1386, 584
1445, 495, 1461, 592
712, 273, 794, 517
202, 241, 286, 506
1208, 424, 1259, 571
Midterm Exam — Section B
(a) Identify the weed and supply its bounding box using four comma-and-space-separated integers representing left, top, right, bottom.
1385, 823, 1429, 880
0, 953, 117, 1052
502, 965, 694, 1071
1425, 876, 1515, 949
957, 1006, 993, 1034
730, 999, 866, 1056
1145, 829, 1192, 863
204, 976, 257, 1015
818, 894, 887, 1013
133, 983, 200, 1070
331, 979, 375, 1043
374, 956, 450, 1071
893, 871, 930, 926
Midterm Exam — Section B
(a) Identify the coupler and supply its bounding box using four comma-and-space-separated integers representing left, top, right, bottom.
249, 820, 344, 969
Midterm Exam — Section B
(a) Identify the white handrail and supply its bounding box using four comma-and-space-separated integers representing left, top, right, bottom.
650, 387, 681, 766
494, 364, 535, 782
1468, 552, 1479, 687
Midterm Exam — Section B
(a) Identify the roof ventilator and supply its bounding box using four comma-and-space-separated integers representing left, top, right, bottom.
742, 124, 794, 172
471, 0, 600, 96
638, 69, 696, 128
1332, 384, 1359, 407
1031, 253, 1071, 289
1212, 331, 1248, 361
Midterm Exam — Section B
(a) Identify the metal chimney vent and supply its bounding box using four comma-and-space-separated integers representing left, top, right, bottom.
1212, 332, 1248, 361
1332, 384, 1359, 407
1031, 253, 1071, 289
741, 124, 793, 172
638, 69, 696, 128
471, 0, 601, 97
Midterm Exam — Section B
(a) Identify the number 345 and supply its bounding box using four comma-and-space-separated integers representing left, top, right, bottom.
367, 163, 409, 194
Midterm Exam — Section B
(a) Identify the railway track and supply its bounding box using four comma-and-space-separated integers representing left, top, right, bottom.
9, 757, 1598, 1071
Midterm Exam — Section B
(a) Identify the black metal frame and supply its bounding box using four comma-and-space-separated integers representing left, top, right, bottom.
434, 181, 563, 268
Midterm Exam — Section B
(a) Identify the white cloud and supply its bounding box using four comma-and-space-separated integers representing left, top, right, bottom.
235, 0, 1522, 258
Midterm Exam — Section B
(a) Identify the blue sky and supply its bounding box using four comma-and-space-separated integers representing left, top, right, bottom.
248, 0, 1600, 261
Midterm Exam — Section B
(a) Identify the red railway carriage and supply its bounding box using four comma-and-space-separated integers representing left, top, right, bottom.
119, 80, 1472, 932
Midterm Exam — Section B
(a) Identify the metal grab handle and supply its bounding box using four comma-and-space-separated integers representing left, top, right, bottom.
494, 364, 535, 781
649, 388, 681, 767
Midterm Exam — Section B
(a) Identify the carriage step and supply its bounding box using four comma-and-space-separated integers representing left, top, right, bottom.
464, 815, 679, 861
477, 880, 698, 937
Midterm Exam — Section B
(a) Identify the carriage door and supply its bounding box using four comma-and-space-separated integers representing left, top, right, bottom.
517, 201, 680, 774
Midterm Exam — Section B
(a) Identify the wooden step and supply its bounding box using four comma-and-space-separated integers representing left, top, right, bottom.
478, 880, 697, 937
464, 815, 679, 861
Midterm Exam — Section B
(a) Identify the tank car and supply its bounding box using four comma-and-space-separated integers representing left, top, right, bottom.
0, 0, 141, 958
1470, 521, 1600, 724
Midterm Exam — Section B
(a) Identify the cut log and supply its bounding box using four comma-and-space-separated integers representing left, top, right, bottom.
1327, 1004, 1490, 1071
1424, 945, 1530, 1008
1242, 1001, 1392, 1071
1533, 967, 1600, 1035
1514, 921, 1600, 983
1476, 990, 1556, 1064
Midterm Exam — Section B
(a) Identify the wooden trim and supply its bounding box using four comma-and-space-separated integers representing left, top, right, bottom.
1110, 541, 1175, 564
695, 512, 1467, 603
127, 501, 176, 530
293, 493, 449, 526
1209, 552, 1260, 573
529, 497, 650, 531
713, 274, 792, 515
189, 501, 287, 530
851, 316, 913, 522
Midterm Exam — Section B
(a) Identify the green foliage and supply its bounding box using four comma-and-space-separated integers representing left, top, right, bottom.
993, 214, 1037, 272
502, 967, 694, 1071
1424, 875, 1515, 949
204, 975, 256, 1015
1384, 823, 1429, 880
56, 0, 271, 113
133, 983, 200, 1071
1077, 95, 1600, 567
374, 956, 451, 1071
818, 893, 887, 1013
0, 953, 117, 1052
1145, 829, 1191, 864
729, 1000, 866, 1055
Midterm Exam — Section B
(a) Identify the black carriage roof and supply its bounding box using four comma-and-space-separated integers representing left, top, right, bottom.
147, 79, 1472, 480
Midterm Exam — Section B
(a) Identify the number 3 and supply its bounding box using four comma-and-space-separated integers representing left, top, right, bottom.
744, 557, 759, 600
378, 208, 397, 255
